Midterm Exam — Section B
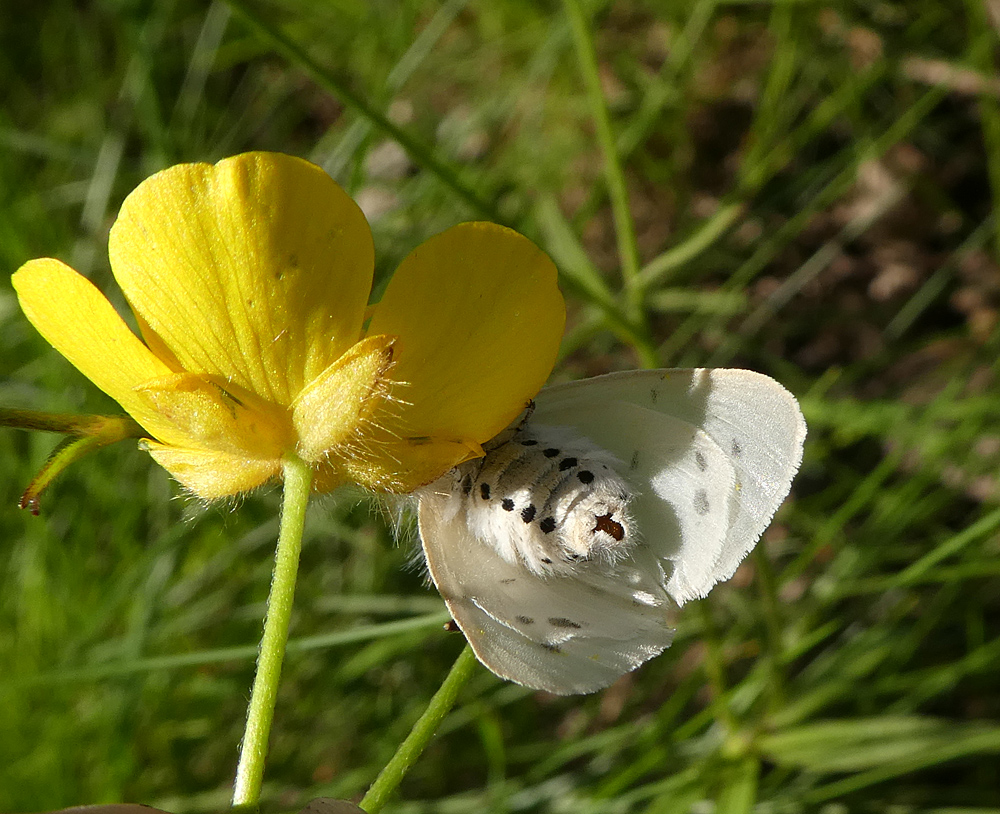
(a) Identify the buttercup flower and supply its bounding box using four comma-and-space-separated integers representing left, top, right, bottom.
13, 152, 565, 499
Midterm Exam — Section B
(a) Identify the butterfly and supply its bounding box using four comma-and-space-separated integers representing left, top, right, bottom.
415, 368, 806, 695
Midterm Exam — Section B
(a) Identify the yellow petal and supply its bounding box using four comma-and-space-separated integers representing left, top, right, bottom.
12, 258, 188, 445
133, 310, 184, 372
108, 152, 374, 406
292, 334, 396, 462
135, 373, 294, 458
365, 222, 565, 485
335, 427, 483, 493
311, 461, 348, 493
143, 441, 280, 499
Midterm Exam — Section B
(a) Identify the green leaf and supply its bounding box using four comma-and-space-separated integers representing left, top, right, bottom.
761, 716, 1000, 774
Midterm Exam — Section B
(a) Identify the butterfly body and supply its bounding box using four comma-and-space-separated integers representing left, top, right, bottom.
449, 425, 634, 577
417, 368, 806, 694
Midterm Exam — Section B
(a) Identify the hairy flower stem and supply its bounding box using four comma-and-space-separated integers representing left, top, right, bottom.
232, 453, 313, 810
360, 646, 478, 812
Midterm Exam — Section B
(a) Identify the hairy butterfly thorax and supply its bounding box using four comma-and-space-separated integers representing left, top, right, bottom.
441, 423, 635, 577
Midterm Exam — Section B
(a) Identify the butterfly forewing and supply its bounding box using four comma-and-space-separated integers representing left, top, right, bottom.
531, 369, 806, 603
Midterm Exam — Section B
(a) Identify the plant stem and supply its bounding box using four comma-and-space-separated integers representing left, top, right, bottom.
223, 0, 499, 223
360, 645, 478, 812
563, 0, 643, 319
697, 600, 738, 736
964, 0, 1000, 262
232, 453, 313, 810
753, 547, 786, 711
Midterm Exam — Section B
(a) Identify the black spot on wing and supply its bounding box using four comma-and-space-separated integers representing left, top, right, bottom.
650, 387, 658, 404
548, 617, 582, 629
578, 470, 594, 484
539, 517, 557, 534
543, 447, 560, 458
480, 482, 491, 500
540, 642, 563, 653
558, 456, 578, 471
501, 498, 515, 511
732, 439, 743, 458
521, 505, 536, 523
516, 616, 534, 625
695, 450, 708, 471
521, 439, 538, 446
500, 578, 516, 585
694, 488, 710, 515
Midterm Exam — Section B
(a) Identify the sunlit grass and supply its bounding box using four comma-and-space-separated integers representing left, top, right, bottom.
2, 1, 1000, 811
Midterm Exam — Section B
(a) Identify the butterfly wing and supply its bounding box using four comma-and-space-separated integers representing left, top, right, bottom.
418, 484, 675, 694
531, 368, 806, 604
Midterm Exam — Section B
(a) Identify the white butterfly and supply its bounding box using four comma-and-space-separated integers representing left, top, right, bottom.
416, 368, 806, 695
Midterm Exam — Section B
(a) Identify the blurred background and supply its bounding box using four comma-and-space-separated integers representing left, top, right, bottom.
2, 0, 1000, 811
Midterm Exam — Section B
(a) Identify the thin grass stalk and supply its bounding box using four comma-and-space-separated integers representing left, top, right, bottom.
562, 0, 644, 323
223, 0, 499, 222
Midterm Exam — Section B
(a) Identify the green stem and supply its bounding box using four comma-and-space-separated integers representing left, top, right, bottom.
563, 0, 643, 318
697, 601, 737, 735
0, 410, 147, 514
0, 408, 143, 437
232, 453, 313, 810
964, 0, 1000, 261
223, 0, 499, 223
21, 434, 117, 515
360, 645, 478, 812
637, 202, 745, 289
752, 547, 786, 711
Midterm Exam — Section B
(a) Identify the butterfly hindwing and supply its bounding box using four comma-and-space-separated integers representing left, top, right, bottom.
418, 485, 675, 695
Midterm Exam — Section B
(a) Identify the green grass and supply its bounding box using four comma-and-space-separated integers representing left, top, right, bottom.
3, 0, 1000, 811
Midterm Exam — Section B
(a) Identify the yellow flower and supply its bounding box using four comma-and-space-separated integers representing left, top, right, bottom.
13, 152, 565, 499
